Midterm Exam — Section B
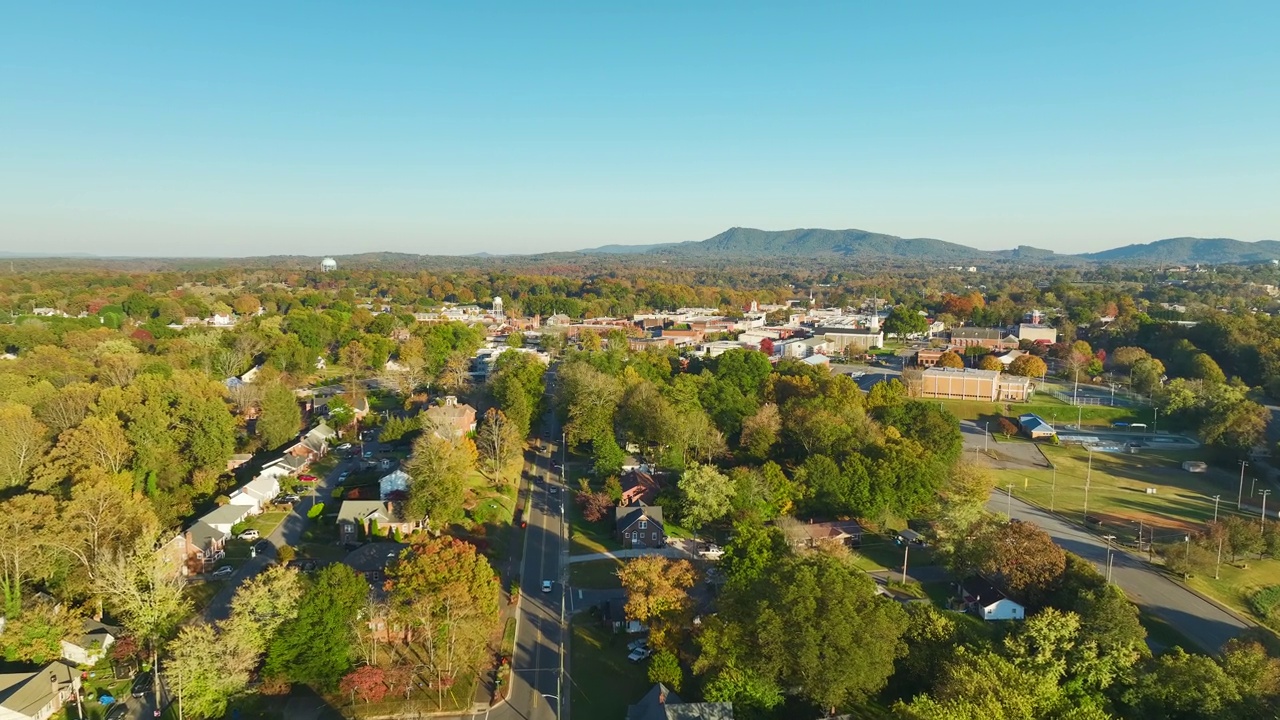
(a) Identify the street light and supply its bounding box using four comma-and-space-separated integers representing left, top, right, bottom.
1050, 463, 1057, 513
1238, 460, 1248, 510
1212, 495, 1221, 524
1006, 483, 1014, 521
1102, 535, 1117, 584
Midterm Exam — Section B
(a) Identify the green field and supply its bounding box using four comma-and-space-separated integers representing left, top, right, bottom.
992, 445, 1246, 538
570, 559, 625, 589
939, 397, 1143, 429
570, 617, 651, 719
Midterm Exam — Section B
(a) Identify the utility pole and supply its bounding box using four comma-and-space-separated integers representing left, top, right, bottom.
1212, 495, 1221, 524
1184, 535, 1191, 580
1252, 477, 1258, 497
1238, 460, 1248, 510
1261, 489, 1272, 536
902, 542, 910, 584
984, 421, 989, 452
1006, 484, 1014, 521
1215, 534, 1224, 580
1083, 448, 1093, 525
1050, 463, 1057, 513
1103, 535, 1116, 583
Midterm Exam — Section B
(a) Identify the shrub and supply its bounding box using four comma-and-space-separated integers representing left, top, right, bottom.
1249, 585, 1280, 619
307, 502, 325, 519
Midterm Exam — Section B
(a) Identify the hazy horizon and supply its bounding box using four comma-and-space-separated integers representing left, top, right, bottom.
4, 3, 1278, 257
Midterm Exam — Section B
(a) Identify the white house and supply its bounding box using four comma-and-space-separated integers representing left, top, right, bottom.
60, 620, 121, 666
960, 577, 1025, 621
200, 504, 252, 534
0, 660, 81, 720
226, 474, 281, 514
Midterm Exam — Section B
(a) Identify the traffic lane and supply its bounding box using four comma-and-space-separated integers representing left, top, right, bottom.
989, 491, 1250, 653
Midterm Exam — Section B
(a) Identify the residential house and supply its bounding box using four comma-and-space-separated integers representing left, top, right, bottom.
379, 469, 410, 500
60, 620, 121, 666
226, 474, 281, 515
425, 396, 477, 439
1015, 323, 1058, 344
920, 367, 1033, 402
615, 504, 665, 549
0, 660, 81, 720
336, 500, 425, 542
959, 577, 1025, 621
997, 348, 1026, 367
199, 504, 252, 534
226, 453, 253, 472
948, 327, 1018, 351
602, 599, 645, 634
298, 423, 337, 458
626, 683, 734, 720
790, 520, 863, 549
619, 470, 662, 506
266, 453, 307, 476
1018, 413, 1056, 440
184, 521, 228, 574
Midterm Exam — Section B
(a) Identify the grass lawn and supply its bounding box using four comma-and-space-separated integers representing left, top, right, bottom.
184, 579, 223, 610
568, 494, 624, 555
1186, 556, 1280, 639
848, 534, 937, 574
570, 559, 625, 589
939, 398, 1142, 428
244, 510, 290, 536
1138, 608, 1202, 653
570, 617, 651, 720
992, 445, 1246, 537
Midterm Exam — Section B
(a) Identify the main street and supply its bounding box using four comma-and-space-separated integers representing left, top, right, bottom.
988, 490, 1251, 652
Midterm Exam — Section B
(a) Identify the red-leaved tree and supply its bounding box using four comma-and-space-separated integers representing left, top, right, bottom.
340, 666, 388, 704
577, 491, 614, 522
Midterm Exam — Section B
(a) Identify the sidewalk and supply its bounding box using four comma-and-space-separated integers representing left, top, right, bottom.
567, 546, 691, 564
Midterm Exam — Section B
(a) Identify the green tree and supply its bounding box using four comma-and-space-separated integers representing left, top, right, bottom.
697, 552, 907, 712
1131, 357, 1166, 395
0, 493, 57, 618
738, 402, 781, 459
264, 564, 370, 689
258, 383, 302, 450
592, 431, 626, 478
883, 306, 929, 340
1123, 647, 1240, 719
405, 432, 476, 529
619, 557, 697, 651
475, 408, 522, 481
165, 623, 258, 720
678, 463, 734, 531
648, 650, 684, 692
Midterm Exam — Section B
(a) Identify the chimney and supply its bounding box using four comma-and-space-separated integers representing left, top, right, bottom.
49, 672, 60, 700
658, 686, 667, 704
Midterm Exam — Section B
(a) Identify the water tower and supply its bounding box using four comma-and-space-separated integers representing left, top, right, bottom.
321, 257, 337, 272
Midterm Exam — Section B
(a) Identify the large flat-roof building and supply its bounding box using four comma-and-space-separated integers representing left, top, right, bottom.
920, 367, 1033, 402
1016, 323, 1058, 344
949, 327, 1017, 351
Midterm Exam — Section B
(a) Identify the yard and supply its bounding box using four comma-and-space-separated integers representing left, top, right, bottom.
242, 510, 290, 537
569, 559, 625, 589
568, 497, 624, 555
570, 617, 652, 719
992, 446, 1249, 538
1187, 556, 1280, 640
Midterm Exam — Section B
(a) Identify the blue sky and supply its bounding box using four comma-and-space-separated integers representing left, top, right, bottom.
2, 2, 1278, 256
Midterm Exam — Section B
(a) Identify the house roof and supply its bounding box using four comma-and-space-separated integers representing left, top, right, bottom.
961, 576, 1018, 608
615, 504, 664, 530
68, 619, 121, 649
797, 520, 863, 542
951, 327, 1008, 340
922, 367, 1001, 380
1018, 414, 1055, 434
187, 521, 227, 550
620, 471, 661, 502
201, 504, 250, 527
627, 683, 734, 720
269, 454, 307, 472
0, 660, 78, 718
242, 475, 279, 500
337, 500, 395, 525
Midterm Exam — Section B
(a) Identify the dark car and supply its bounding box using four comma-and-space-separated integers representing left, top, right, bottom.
255, 540, 271, 554
130, 672, 153, 698
106, 702, 130, 720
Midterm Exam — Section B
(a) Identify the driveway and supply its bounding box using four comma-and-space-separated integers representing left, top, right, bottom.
988, 490, 1251, 653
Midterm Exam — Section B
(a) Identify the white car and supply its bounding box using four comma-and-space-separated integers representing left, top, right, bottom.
211, 565, 234, 578
238, 529, 260, 540
627, 647, 653, 662
541, 580, 553, 593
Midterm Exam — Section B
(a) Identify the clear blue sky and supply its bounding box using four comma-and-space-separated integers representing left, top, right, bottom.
3, 2, 1278, 257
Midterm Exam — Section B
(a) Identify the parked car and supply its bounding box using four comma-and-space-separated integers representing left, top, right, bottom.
362, 449, 374, 459
130, 672, 153, 698
255, 540, 270, 554
283, 494, 301, 503
238, 529, 260, 540
626, 637, 649, 652
299, 474, 318, 483
211, 565, 234, 578
338, 471, 350, 481
337, 443, 352, 451
627, 647, 653, 662
542, 580, 553, 593
106, 702, 130, 720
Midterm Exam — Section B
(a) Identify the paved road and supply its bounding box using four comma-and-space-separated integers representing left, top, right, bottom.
567, 547, 690, 564
988, 490, 1251, 652
204, 441, 367, 621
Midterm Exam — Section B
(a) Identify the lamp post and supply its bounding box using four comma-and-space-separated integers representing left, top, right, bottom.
1215, 533, 1224, 580
1050, 464, 1057, 513
984, 421, 989, 453
1103, 534, 1117, 583
1184, 535, 1191, 580
1082, 448, 1093, 526
1252, 477, 1258, 498
1006, 484, 1014, 521
902, 542, 910, 585
1238, 460, 1248, 510
1212, 495, 1221, 524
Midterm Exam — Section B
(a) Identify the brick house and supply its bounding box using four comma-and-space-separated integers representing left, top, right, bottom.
948, 327, 1018, 351
619, 470, 662, 506
424, 396, 477, 439
337, 500, 426, 542
615, 504, 665, 549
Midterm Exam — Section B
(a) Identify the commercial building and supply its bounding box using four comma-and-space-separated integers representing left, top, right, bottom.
1016, 323, 1058, 344
920, 367, 1033, 402
948, 327, 1017, 351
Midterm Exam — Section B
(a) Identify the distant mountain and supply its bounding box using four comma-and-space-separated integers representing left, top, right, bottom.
635, 227, 1006, 262
580, 229, 1280, 266
1080, 237, 1280, 264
